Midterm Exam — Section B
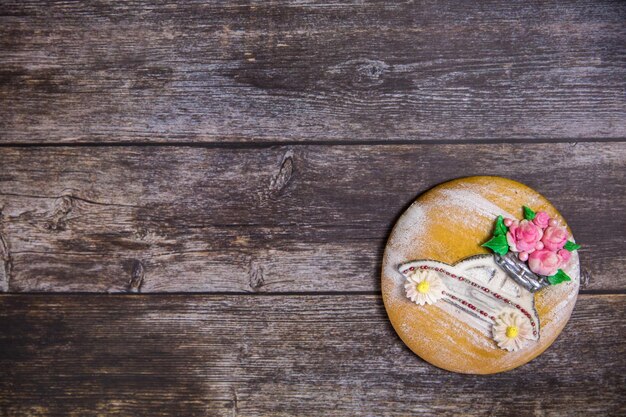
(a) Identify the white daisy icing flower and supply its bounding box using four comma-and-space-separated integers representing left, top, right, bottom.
492, 308, 533, 351
404, 269, 446, 306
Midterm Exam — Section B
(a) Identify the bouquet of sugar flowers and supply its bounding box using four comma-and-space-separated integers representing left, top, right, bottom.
482, 206, 580, 289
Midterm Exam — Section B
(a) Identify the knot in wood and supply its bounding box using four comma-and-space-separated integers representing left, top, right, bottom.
45, 195, 75, 231
331, 58, 389, 88
269, 150, 294, 195
356, 59, 387, 81
248, 260, 265, 290
0, 232, 11, 292
128, 259, 145, 293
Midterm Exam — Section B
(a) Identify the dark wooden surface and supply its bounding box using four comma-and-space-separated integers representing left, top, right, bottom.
1, 1, 625, 416
1, 294, 624, 417
0, 143, 624, 293
1, 0, 625, 144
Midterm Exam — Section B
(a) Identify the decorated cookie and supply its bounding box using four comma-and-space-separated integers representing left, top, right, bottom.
381, 176, 580, 374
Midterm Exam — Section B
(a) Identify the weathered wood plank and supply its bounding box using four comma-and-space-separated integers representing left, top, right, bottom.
0, 143, 624, 293
1, 0, 624, 143
0, 294, 623, 416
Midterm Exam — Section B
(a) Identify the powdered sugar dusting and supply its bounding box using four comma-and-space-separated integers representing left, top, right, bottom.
381, 177, 580, 374
383, 203, 429, 286
439, 187, 515, 222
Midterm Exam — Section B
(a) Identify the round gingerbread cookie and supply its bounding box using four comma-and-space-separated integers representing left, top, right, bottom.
382, 176, 581, 374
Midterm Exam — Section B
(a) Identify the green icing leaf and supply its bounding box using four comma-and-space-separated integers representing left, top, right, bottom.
494, 215, 508, 236
523, 206, 536, 221
481, 234, 509, 256
547, 269, 572, 285
564, 241, 581, 252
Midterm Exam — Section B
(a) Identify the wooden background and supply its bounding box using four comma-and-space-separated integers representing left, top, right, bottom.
1, 1, 625, 416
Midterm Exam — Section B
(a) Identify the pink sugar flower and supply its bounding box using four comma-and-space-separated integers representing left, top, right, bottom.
558, 249, 572, 263
533, 211, 550, 229
541, 226, 569, 252
528, 249, 563, 277
506, 219, 543, 253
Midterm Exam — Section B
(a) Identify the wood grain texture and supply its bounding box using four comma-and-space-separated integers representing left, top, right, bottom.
1, 1, 623, 415
1, 0, 625, 144
0, 294, 623, 416
0, 143, 624, 293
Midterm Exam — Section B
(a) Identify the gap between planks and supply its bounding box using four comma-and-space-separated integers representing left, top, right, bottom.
0, 290, 623, 297
2, 137, 626, 148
